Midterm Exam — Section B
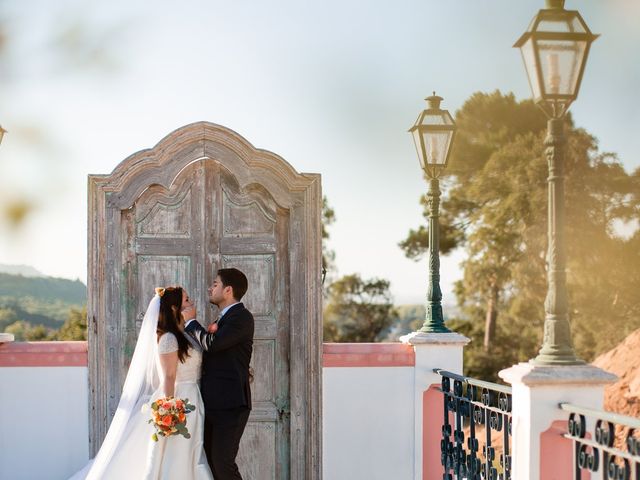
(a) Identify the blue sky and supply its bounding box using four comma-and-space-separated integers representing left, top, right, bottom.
0, 0, 638, 304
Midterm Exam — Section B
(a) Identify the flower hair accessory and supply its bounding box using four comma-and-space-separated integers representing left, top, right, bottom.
155, 287, 166, 297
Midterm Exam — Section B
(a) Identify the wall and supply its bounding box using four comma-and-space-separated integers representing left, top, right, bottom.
323, 343, 416, 480
0, 342, 89, 480
0, 341, 418, 480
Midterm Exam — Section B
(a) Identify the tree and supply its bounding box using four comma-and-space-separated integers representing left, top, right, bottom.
321, 198, 398, 342
0, 307, 19, 332
381, 304, 425, 341
400, 91, 640, 380
322, 196, 336, 284
400, 92, 548, 350
5, 320, 52, 341
323, 274, 397, 342
54, 306, 87, 341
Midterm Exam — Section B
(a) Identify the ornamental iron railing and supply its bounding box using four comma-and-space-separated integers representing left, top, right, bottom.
434, 369, 512, 480
561, 403, 640, 479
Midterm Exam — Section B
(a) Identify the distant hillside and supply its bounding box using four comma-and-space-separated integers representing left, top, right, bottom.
0, 264, 45, 277
0, 272, 86, 304
0, 272, 87, 338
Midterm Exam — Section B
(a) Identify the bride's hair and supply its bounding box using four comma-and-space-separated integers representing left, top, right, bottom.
156, 286, 191, 363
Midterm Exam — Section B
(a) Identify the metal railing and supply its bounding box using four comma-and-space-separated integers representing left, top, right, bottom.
561, 403, 640, 479
434, 369, 512, 480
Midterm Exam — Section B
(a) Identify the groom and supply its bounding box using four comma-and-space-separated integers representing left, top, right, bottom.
183, 268, 254, 480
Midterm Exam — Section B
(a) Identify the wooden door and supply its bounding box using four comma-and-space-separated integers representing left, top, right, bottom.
88, 123, 321, 478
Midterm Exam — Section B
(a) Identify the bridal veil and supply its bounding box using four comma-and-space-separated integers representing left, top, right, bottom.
70, 294, 161, 480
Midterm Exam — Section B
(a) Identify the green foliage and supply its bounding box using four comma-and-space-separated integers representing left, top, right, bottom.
321, 198, 398, 342
386, 304, 425, 339
53, 306, 88, 341
322, 196, 337, 280
324, 274, 397, 342
5, 320, 52, 341
0, 272, 87, 340
0, 273, 86, 304
400, 90, 640, 380
0, 307, 19, 331
0, 296, 78, 328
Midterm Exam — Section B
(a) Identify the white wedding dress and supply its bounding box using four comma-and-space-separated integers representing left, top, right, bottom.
70, 295, 213, 480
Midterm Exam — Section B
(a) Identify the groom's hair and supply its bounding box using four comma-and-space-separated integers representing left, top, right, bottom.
217, 268, 248, 301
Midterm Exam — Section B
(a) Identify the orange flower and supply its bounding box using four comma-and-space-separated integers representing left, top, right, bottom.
162, 402, 173, 410
176, 399, 184, 409
161, 415, 173, 426
179, 412, 186, 422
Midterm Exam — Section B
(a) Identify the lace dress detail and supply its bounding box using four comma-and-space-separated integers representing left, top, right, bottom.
158, 333, 179, 354
156, 333, 202, 385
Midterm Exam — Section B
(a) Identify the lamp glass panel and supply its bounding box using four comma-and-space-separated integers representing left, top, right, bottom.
411, 128, 427, 168
520, 37, 542, 100
419, 112, 450, 127
538, 16, 587, 34
421, 130, 452, 166
536, 38, 587, 97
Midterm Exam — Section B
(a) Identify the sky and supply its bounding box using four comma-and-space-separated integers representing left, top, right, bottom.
0, 0, 638, 305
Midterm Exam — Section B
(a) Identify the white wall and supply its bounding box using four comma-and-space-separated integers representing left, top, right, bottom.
0, 356, 417, 480
0, 366, 89, 480
323, 366, 414, 480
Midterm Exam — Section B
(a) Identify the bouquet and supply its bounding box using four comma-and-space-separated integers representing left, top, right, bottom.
147, 396, 196, 441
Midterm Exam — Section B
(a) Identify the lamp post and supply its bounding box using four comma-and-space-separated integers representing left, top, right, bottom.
515, 0, 598, 365
409, 93, 456, 333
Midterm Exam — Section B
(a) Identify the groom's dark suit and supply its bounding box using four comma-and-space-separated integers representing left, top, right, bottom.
185, 302, 254, 480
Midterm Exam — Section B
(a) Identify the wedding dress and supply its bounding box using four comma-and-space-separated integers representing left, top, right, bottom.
69, 295, 212, 480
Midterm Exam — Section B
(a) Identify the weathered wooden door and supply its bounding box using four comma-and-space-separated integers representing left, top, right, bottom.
88, 123, 322, 478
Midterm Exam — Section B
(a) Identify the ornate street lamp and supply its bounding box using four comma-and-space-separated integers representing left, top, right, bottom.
515, 0, 598, 365
0, 125, 6, 145
409, 93, 456, 333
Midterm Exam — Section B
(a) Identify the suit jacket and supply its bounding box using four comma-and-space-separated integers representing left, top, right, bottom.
185, 303, 254, 412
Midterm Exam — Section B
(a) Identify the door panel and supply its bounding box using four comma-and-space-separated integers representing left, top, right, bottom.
223, 190, 276, 237
136, 189, 193, 238
222, 254, 275, 319
219, 174, 286, 477
251, 340, 276, 403
238, 423, 277, 479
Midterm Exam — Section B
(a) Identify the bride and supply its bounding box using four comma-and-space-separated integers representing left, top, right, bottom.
70, 287, 212, 479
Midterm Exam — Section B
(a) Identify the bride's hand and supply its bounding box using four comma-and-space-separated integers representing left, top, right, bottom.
207, 323, 218, 334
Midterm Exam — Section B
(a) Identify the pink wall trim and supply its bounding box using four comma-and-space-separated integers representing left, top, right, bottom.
322, 343, 415, 367
423, 384, 446, 480
0, 342, 415, 368
540, 420, 587, 480
0, 341, 88, 367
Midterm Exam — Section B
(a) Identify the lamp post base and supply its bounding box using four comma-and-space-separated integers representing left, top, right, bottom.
419, 324, 451, 334
531, 353, 585, 366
